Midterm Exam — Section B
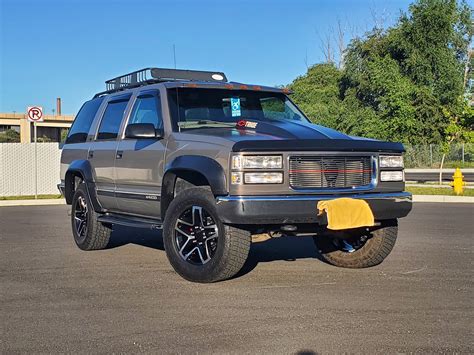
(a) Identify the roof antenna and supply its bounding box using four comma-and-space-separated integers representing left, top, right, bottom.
173, 44, 177, 69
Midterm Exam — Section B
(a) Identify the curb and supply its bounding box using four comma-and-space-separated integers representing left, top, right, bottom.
412, 195, 474, 203
406, 183, 474, 189
0, 199, 66, 207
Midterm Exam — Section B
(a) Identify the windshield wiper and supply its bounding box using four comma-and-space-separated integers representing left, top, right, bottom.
178, 120, 236, 128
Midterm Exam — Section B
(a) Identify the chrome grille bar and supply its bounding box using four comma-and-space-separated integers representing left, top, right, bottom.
289, 156, 373, 189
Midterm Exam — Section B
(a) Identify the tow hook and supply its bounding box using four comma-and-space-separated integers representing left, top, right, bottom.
281, 225, 297, 232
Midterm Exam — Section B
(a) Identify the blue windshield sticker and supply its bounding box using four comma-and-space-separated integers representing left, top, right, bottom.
231, 97, 241, 117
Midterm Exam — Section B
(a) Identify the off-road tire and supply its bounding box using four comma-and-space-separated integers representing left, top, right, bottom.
71, 183, 111, 250
163, 187, 251, 283
313, 220, 398, 268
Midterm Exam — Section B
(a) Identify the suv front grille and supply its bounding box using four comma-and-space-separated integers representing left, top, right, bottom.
289, 156, 373, 189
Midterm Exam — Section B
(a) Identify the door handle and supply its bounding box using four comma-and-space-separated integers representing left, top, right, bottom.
116, 150, 123, 159
88, 150, 94, 159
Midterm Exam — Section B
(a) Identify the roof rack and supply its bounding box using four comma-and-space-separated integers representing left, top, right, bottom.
94, 67, 228, 97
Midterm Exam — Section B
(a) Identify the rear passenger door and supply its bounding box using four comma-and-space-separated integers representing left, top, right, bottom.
114, 90, 166, 218
89, 95, 131, 210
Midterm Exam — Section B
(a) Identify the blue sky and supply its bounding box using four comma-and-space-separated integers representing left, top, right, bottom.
1, 0, 412, 114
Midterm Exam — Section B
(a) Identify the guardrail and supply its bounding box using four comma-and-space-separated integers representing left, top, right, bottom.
405, 169, 474, 183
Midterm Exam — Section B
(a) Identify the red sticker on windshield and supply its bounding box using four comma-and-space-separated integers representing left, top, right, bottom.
236, 120, 258, 129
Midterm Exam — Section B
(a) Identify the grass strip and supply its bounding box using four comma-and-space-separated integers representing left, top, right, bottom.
0, 194, 63, 200
406, 186, 474, 196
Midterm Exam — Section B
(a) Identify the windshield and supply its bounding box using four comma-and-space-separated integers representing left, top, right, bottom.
167, 88, 309, 131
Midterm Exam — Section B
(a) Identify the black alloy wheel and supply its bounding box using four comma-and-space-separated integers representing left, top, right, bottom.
174, 205, 219, 265
73, 195, 88, 244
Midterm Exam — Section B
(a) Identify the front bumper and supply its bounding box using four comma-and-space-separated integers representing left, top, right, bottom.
216, 192, 412, 225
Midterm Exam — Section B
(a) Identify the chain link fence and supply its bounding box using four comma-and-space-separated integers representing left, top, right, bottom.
404, 143, 474, 169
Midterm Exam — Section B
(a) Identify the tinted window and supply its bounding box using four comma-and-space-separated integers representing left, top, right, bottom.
128, 95, 163, 130
167, 88, 308, 131
66, 97, 104, 144
97, 99, 129, 140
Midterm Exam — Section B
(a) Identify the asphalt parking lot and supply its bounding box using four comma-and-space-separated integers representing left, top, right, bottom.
0, 203, 472, 353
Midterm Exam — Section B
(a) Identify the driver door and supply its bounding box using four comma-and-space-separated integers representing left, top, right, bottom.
114, 90, 166, 218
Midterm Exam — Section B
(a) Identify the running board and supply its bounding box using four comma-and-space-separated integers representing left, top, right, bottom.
98, 213, 163, 230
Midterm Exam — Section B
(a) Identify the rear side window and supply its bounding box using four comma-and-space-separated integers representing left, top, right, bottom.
66, 97, 104, 144
97, 99, 129, 140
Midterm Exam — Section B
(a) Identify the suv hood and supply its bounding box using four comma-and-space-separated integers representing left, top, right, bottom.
186, 120, 405, 153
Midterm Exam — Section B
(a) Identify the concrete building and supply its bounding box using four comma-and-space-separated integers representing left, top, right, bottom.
0, 112, 74, 143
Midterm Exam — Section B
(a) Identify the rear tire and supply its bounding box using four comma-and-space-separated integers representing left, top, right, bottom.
71, 183, 111, 251
163, 187, 251, 283
313, 219, 398, 268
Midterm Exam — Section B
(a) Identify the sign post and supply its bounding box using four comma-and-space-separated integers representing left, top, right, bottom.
27, 106, 43, 199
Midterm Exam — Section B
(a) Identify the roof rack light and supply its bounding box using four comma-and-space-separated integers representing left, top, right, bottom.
105, 67, 228, 91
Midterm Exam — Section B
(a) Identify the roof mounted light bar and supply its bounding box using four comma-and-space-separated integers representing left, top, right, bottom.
105, 67, 228, 91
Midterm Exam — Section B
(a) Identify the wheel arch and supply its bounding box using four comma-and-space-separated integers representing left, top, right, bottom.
64, 160, 102, 212
160, 155, 228, 220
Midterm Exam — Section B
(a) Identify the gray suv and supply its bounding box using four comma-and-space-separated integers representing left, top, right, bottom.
59, 68, 412, 283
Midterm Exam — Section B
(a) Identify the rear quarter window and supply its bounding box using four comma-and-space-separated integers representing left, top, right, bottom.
66, 97, 104, 144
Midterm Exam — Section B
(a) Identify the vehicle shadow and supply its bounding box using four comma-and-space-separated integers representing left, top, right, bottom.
106, 226, 165, 250
106, 227, 324, 279
235, 236, 324, 278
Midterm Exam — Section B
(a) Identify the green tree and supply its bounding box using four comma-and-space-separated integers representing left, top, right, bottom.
37, 135, 53, 143
0, 129, 20, 143
289, 63, 343, 129
388, 0, 473, 106
289, 0, 473, 146
438, 100, 474, 181
60, 128, 69, 143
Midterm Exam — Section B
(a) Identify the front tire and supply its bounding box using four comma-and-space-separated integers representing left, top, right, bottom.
71, 183, 111, 251
163, 187, 251, 283
313, 219, 398, 268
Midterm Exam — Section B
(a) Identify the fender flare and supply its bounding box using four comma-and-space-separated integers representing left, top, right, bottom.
160, 155, 228, 220
163, 155, 227, 196
64, 160, 102, 212
162, 155, 228, 196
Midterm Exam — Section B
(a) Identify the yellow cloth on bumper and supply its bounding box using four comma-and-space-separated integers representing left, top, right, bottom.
317, 198, 375, 230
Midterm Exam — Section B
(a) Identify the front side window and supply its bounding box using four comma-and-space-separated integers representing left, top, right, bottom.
128, 94, 163, 130
167, 88, 308, 131
97, 99, 129, 140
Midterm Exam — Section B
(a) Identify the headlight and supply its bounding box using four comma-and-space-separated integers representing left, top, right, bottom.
232, 155, 282, 169
244, 172, 283, 184
379, 155, 404, 168
380, 171, 404, 182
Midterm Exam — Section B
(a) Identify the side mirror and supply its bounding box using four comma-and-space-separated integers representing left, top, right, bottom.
125, 123, 161, 139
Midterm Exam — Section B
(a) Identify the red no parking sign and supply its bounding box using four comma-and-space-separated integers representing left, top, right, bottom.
26, 105, 44, 199
27, 106, 44, 122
